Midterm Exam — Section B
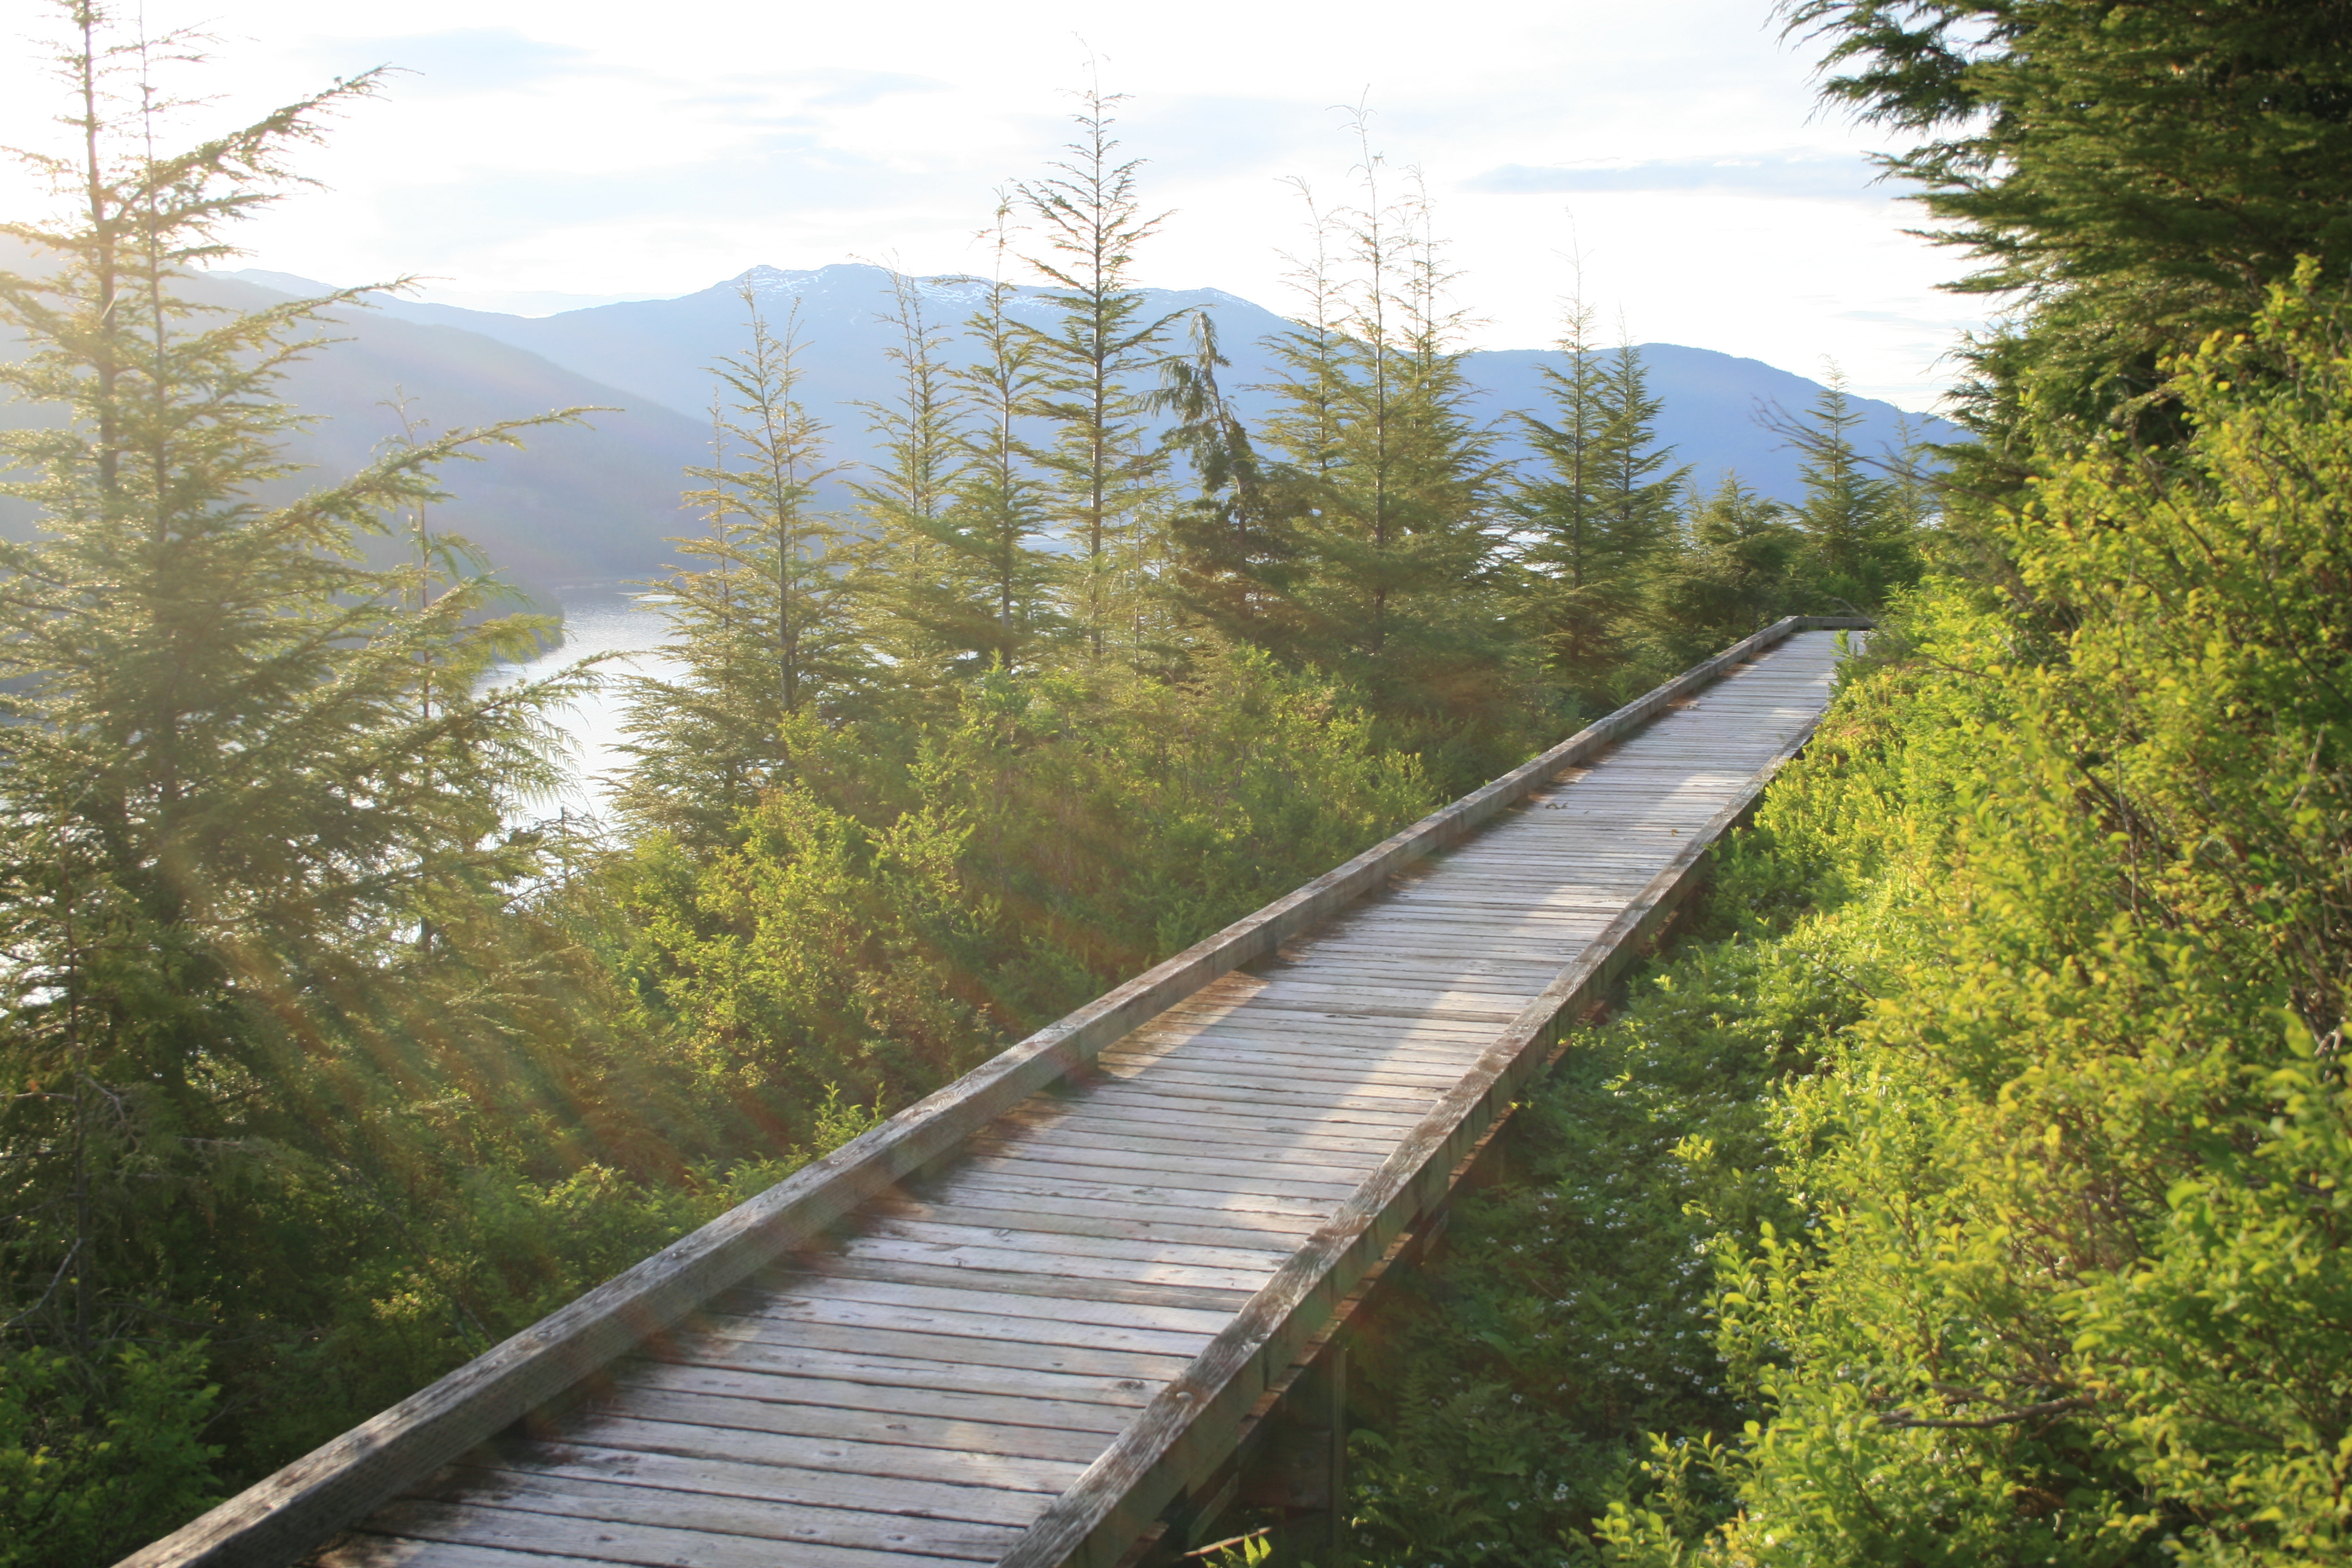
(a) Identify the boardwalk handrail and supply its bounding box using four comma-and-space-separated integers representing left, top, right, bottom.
121, 615, 1869, 1568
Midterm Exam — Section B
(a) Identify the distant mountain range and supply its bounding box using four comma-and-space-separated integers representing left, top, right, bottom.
3, 243, 1954, 606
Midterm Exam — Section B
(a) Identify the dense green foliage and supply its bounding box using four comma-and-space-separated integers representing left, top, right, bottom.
1341, 8, 2352, 1566
1347, 214, 2352, 1568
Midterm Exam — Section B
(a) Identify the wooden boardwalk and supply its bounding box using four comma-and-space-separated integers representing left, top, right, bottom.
126, 624, 1857, 1568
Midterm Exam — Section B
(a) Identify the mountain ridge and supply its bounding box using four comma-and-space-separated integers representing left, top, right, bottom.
4, 239, 1955, 606
226, 261, 1950, 511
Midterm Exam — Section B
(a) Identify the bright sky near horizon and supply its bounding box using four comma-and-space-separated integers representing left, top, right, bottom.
0, 0, 1984, 411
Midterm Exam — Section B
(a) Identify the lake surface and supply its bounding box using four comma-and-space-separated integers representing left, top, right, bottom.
492, 586, 679, 811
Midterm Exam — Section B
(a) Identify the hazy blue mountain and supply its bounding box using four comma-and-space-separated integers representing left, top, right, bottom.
235, 262, 1950, 509
1, 238, 705, 603
7, 242, 1953, 603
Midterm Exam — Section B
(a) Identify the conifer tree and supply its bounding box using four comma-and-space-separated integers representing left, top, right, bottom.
949, 199, 1057, 668
1593, 335, 1688, 563
1018, 87, 1177, 663
0, 6, 605, 1529
1274, 140, 1518, 783
616, 292, 858, 846
848, 264, 988, 691
1642, 474, 1804, 662
1778, 0, 2352, 458
1788, 364, 1915, 609
1514, 287, 1684, 698
1259, 181, 1352, 488
1514, 272, 1609, 636
1152, 307, 1296, 652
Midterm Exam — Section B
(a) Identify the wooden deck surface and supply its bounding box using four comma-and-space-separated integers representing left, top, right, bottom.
312, 630, 1851, 1568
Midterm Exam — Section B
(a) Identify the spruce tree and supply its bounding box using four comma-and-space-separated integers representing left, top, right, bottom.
0, 5, 607, 1530
1788, 365, 1915, 610
616, 291, 858, 846
1273, 142, 1518, 785
1259, 180, 1352, 487
949, 198, 1057, 668
1515, 291, 1685, 699
848, 264, 989, 691
1513, 274, 1609, 661
1017, 88, 1177, 664
1152, 307, 1296, 653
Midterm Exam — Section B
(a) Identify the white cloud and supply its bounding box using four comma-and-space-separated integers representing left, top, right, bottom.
1465, 150, 1894, 201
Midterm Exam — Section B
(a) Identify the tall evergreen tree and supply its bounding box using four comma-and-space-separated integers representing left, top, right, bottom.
1259, 180, 1353, 490
1152, 307, 1297, 653
1515, 292, 1685, 699
0, 8, 616, 1547
1017, 87, 1177, 663
1513, 273, 1610, 656
1776, 0, 2352, 459
1593, 335, 1688, 566
949, 198, 1057, 669
616, 292, 858, 846
1788, 364, 1916, 610
1273, 140, 1520, 785
848, 264, 989, 692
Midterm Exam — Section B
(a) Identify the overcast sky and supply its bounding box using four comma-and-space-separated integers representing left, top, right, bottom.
1, 0, 1984, 410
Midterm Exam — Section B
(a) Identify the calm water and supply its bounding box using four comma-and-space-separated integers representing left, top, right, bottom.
491, 587, 680, 811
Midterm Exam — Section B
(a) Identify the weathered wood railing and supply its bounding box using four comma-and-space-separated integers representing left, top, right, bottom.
122, 615, 1867, 1568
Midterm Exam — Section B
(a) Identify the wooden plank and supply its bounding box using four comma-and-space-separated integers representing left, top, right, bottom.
647, 1330, 1163, 1410
736, 1271, 1239, 1338
1011, 1082, 1445, 1131
611, 1357, 1136, 1434
1044, 1080, 1433, 1132
472, 1439, 1051, 1526
1071, 1077, 1462, 1122
990, 1111, 1411, 1161
1077, 1070, 1449, 1115
717, 1290, 1214, 1361
923, 1168, 1344, 1224
416, 1466, 1026, 1559
685, 1312, 1195, 1383
1201, 988, 1528, 1025
1068, 1067, 1449, 1114
959, 1135, 1385, 1188
1282, 929, 1606, 962
1049, 1075, 1446, 1119
1120, 1024, 1495, 1070
970, 1121, 1388, 1172
799, 1253, 1255, 1315
361, 1497, 954, 1568
564, 1413, 1082, 1494
1113, 1022, 1485, 1067
1159, 998, 1502, 1039
590, 1384, 1109, 1465
1098, 1044, 1475, 1091
1144, 1007, 1500, 1049
1222, 955, 1566, 990
950, 1151, 1367, 1203
878, 1188, 1315, 1246
834, 1224, 1293, 1277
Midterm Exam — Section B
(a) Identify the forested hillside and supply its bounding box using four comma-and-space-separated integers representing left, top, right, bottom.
2, 1, 2341, 1566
